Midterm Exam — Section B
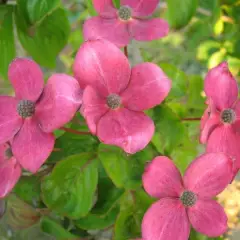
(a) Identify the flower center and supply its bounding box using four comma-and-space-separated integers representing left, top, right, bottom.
106, 94, 121, 109
180, 191, 197, 207
118, 6, 132, 21
17, 100, 35, 118
5, 148, 13, 159
221, 109, 236, 124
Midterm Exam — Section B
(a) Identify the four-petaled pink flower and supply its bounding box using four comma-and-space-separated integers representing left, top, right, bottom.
83, 0, 169, 47
200, 62, 240, 172
0, 58, 82, 173
0, 143, 21, 198
142, 154, 233, 240
73, 39, 171, 154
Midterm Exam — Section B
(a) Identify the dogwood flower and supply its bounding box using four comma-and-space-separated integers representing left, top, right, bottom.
0, 143, 21, 198
200, 62, 240, 170
142, 154, 233, 240
0, 58, 82, 173
73, 39, 171, 154
83, 0, 169, 47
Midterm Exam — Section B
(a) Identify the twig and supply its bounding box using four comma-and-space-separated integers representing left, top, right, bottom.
181, 118, 201, 121
124, 46, 128, 58
59, 127, 91, 135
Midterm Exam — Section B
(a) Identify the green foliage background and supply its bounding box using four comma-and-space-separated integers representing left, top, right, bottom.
0, 0, 239, 239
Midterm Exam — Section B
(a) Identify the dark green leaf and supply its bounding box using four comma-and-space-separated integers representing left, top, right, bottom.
114, 190, 155, 240
152, 105, 187, 155
186, 20, 213, 50
75, 205, 119, 230
48, 124, 99, 163
40, 217, 78, 239
171, 136, 199, 174
26, 0, 60, 23
15, 5, 70, 68
166, 0, 198, 29
98, 144, 158, 190
75, 164, 124, 230
0, 5, 15, 80
0, 199, 6, 219
42, 153, 98, 219
6, 194, 41, 230
13, 175, 41, 207
93, 163, 124, 215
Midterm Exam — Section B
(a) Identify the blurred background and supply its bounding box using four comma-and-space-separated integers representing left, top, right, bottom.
0, 0, 240, 239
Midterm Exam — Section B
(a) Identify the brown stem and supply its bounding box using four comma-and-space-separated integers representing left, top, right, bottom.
181, 118, 201, 121
124, 46, 128, 58
59, 127, 91, 135
53, 148, 61, 152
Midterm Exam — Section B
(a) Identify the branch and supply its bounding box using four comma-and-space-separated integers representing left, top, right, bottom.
59, 127, 91, 136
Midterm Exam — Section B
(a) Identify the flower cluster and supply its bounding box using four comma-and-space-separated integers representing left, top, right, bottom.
0, 0, 238, 239
200, 62, 240, 176
141, 154, 233, 240
0, 39, 171, 197
0, 58, 82, 197
73, 39, 171, 153
83, 0, 169, 47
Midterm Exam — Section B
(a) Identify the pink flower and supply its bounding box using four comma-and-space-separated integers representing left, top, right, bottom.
0, 143, 21, 198
73, 39, 171, 154
142, 154, 233, 240
200, 62, 240, 170
0, 58, 82, 173
83, 0, 169, 47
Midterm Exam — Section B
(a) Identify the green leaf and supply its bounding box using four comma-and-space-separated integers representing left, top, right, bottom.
6, 194, 41, 230
151, 105, 187, 155
0, 5, 15, 80
159, 63, 188, 102
190, 229, 223, 240
48, 123, 99, 163
85, 0, 97, 16
75, 206, 119, 230
26, 0, 60, 23
208, 49, 226, 69
187, 75, 205, 110
75, 164, 124, 230
13, 176, 41, 207
41, 153, 98, 219
93, 164, 124, 214
114, 190, 155, 240
113, 0, 121, 8
171, 135, 199, 174
40, 217, 77, 239
197, 40, 221, 61
98, 144, 158, 190
227, 55, 240, 76
15, 4, 70, 68
186, 20, 212, 50
166, 0, 198, 29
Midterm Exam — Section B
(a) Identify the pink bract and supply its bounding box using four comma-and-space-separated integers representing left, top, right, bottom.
73, 39, 171, 154
0, 143, 21, 198
200, 62, 240, 170
142, 154, 233, 240
83, 0, 169, 47
0, 58, 82, 173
